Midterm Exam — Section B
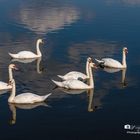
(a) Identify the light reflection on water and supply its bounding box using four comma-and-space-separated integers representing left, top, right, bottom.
0, 0, 140, 139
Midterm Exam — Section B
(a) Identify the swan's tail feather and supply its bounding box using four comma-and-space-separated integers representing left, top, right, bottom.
95, 58, 104, 64
9, 53, 18, 59
57, 75, 65, 80
95, 58, 105, 68
43, 93, 52, 100
52, 80, 64, 87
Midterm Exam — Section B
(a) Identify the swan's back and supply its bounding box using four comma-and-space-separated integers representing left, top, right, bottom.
61, 71, 87, 80
0, 81, 12, 90
17, 51, 37, 58
102, 58, 123, 68
14, 93, 46, 104
63, 79, 90, 89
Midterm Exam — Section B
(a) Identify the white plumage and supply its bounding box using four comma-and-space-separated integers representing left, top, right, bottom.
8, 79, 52, 104
57, 57, 91, 81
9, 39, 43, 59
12, 93, 51, 104
95, 47, 128, 69
52, 58, 95, 90
0, 64, 17, 91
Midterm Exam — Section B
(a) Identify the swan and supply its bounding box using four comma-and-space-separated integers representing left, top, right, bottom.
95, 47, 128, 68
9, 39, 43, 59
52, 58, 96, 89
8, 79, 52, 104
57, 57, 92, 81
0, 64, 18, 91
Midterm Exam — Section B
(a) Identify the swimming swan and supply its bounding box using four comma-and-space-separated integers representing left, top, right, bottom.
57, 57, 92, 81
8, 79, 52, 104
0, 64, 18, 91
52, 58, 96, 89
95, 47, 128, 68
9, 39, 43, 59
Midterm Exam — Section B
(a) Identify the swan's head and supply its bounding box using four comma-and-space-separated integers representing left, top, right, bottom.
123, 47, 128, 54
37, 39, 43, 44
87, 57, 93, 63
90, 62, 97, 69
9, 64, 18, 70
87, 57, 97, 68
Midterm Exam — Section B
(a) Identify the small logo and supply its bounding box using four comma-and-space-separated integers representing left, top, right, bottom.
124, 124, 131, 130
124, 124, 140, 135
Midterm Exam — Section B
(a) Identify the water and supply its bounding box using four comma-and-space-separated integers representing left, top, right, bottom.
0, 0, 140, 139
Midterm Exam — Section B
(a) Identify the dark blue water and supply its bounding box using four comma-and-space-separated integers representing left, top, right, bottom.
0, 0, 140, 139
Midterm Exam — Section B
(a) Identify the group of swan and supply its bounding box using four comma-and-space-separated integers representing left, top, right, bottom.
0, 39, 51, 104
0, 38, 128, 104
52, 57, 96, 89
52, 47, 128, 89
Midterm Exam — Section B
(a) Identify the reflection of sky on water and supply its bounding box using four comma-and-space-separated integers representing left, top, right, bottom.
68, 40, 122, 63
11, 1, 80, 34
107, 0, 140, 5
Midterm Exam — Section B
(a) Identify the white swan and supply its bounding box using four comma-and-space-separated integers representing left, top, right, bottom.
9, 39, 43, 59
0, 64, 18, 91
8, 79, 52, 104
52, 58, 96, 89
57, 57, 92, 81
95, 47, 128, 68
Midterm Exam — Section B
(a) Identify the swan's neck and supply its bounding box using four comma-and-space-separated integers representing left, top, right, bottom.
122, 51, 127, 68
36, 41, 42, 57
88, 64, 94, 88
86, 60, 90, 78
8, 81, 16, 103
9, 67, 13, 81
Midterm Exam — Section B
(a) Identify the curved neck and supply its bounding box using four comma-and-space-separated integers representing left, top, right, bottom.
36, 41, 42, 57
88, 63, 94, 88
8, 67, 13, 81
122, 50, 127, 68
8, 81, 16, 103
86, 60, 90, 78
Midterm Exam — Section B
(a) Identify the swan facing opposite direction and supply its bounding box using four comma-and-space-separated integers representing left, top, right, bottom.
57, 57, 92, 81
52, 57, 96, 90
95, 47, 128, 69
0, 64, 18, 91
8, 79, 52, 104
9, 39, 43, 59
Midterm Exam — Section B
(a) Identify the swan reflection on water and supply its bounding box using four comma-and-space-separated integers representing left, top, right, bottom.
11, 57, 43, 74
57, 88, 95, 112
0, 89, 10, 96
102, 67, 127, 88
8, 102, 49, 125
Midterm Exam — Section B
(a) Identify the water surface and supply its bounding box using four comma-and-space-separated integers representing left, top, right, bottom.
0, 0, 140, 139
